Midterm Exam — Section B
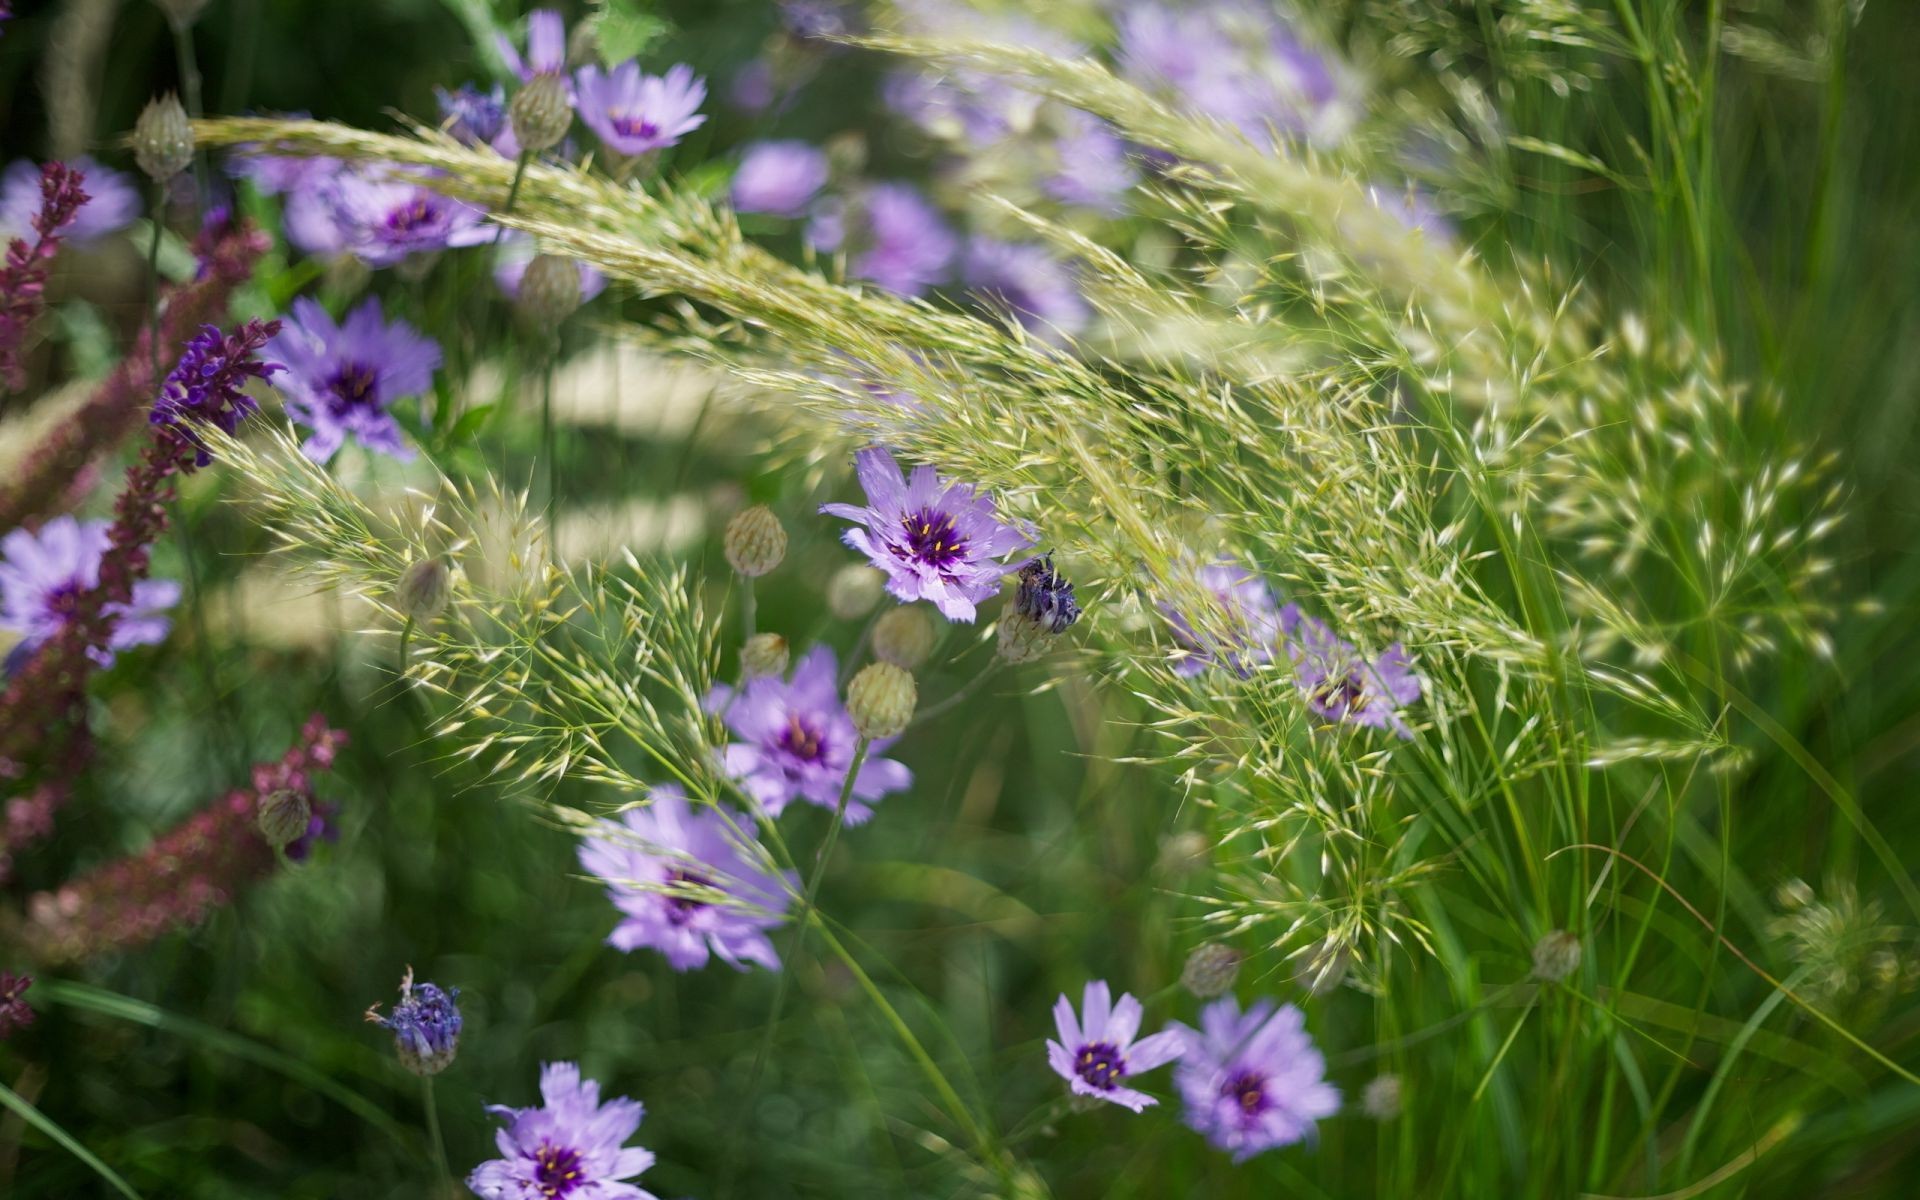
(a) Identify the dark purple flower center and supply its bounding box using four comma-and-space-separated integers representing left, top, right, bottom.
1074, 1041, 1126, 1090
385, 196, 442, 236
662, 866, 714, 925
1220, 1069, 1271, 1121
1312, 670, 1366, 718
776, 712, 826, 763
324, 362, 381, 414
532, 1140, 586, 1197
40, 578, 85, 622
898, 507, 968, 571
608, 112, 662, 141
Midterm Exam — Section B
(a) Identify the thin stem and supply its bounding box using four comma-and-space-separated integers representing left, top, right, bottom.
398, 615, 415, 678
147, 183, 164, 391
494, 152, 530, 245
908, 660, 1002, 730
167, 18, 207, 207
741, 576, 757, 644
422, 1075, 453, 1195
540, 343, 556, 522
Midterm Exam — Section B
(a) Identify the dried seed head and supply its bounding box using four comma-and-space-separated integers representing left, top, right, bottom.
1180, 942, 1242, 999
515, 254, 583, 329
1531, 930, 1583, 982
846, 662, 915, 739
724, 506, 787, 577
134, 94, 194, 183
1155, 830, 1211, 876
872, 606, 936, 668
507, 72, 573, 153
740, 632, 790, 678
1362, 1075, 1402, 1121
255, 788, 313, 850
397, 558, 452, 622
826, 564, 884, 619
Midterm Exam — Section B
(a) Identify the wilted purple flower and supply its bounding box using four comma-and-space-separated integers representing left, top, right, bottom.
0, 516, 179, 667
575, 62, 708, 157
708, 644, 912, 825
494, 231, 607, 304
150, 319, 284, 464
436, 83, 509, 148
1287, 614, 1421, 738
822, 446, 1033, 622
1046, 980, 1186, 1112
468, 1062, 657, 1200
731, 140, 829, 218
497, 8, 567, 83
365, 967, 462, 1076
0, 970, 31, 1040
848, 182, 955, 297
1, 157, 137, 246
270, 297, 439, 463
578, 784, 797, 972
1160, 560, 1294, 677
1047, 111, 1138, 214
323, 166, 491, 267
964, 237, 1090, 338
1173, 997, 1340, 1162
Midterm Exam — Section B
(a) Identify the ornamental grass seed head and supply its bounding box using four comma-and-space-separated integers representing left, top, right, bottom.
847, 661, 915, 739
365, 967, 462, 1076
133, 94, 194, 183
724, 505, 787, 577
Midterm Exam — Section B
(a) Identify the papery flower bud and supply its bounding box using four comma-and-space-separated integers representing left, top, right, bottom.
1181, 942, 1242, 999
996, 554, 1081, 664
826, 564, 883, 619
741, 632, 789, 678
872, 605, 935, 668
1531, 930, 1582, 982
366, 967, 462, 1076
846, 662, 915, 739
724, 505, 787, 577
134, 94, 194, 183
1156, 830, 1211, 876
255, 788, 312, 850
515, 254, 583, 329
508, 72, 573, 153
397, 558, 451, 622
1362, 1074, 1402, 1121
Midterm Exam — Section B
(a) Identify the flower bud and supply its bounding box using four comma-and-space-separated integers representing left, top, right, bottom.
134, 94, 194, 183
1155, 830, 1211, 877
996, 554, 1081, 664
1531, 930, 1582, 982
256, 788, 313, 850
724, 506, 787, 577
507, 72, 573, 154
1180, 942, 1242, 999
397, 558, 452, 622
846, 662, 915, 739
515, 254, 583, 329
366, 969, 462, 1076
872, 606, 935, 669
741, 632, 790, 678
826, 563, 884, 619
1362, 1075, 1402, 1121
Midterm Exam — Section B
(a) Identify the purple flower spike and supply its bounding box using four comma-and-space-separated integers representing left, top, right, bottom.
468, 1062, 658, 1200
1288, 615, 1422, 738
0, 971, 31, 1041
849, 183, 954, 297
0, 516, 178, 667
963, 237, 1090, 339
1159, 560, 1294, 677
1174, 997, 1340, 1162
708, 644, 913, 824
578, 784, 798, 972
822, 447, 1033, 623
269, 297, 438, 464
323, 167, 492, 268
1, 157, 138, 247
731, 140, 830, 218
1046, 980, 1186, 1112
150, 318, 285, 465
575, 62, 708, 157
498, 8, 567, 83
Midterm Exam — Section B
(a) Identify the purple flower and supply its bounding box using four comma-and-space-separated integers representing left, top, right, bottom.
230, 150, 350, 256
494, 232, 608, 304
1159, 560, 1294, 677
468, 1062, 657, 1200
963, 238, 1090, 338
269, 297, 439, 463
323, 166, 491, 268
884, 0, 1076, 145
0, 517, 179, 667
1046, 111, 1138, 214
497, 8, 567, 83
708, 644, 912, 825
731, 140, 829, 218
1365, 182, 1453, 240
436, 83, 509, 148
574, 62, 708, 157
1173, 997, 1340, 1162
1, 157, 138, 246
1287, 615, 1421, 738
365, 968, 462, 1076
848, 182, 955, 297
780, 0, 855, 40
1046, 980, 1186, 1112
578, 784, 797, 972
150, 319, 284, 468
822, 447, 1033, 622
0, 970, 30, 1040
728, 58, 777, 113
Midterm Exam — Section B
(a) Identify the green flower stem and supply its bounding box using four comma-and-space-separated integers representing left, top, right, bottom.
422, 1076, 453, 1195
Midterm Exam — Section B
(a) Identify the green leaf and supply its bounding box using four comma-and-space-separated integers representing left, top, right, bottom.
592, 0, 673, 64
0, 1078, 143, 1199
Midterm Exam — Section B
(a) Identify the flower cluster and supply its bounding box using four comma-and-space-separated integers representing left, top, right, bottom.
0, 156, 135, 247
150, 318, 286, 463
468, 1062, 658, 1200
0, 161, 90, 391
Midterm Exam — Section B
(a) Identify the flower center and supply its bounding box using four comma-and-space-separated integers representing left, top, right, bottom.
385, 196, 440, 236
325, 362, 381, 414
532, 1140, 585, 1197
662, 866, 713, 925
1312, 670, 1367, 718
899, 507, 968, 570
1220, 1069, 1270, 1121
39, 578, 85, 623
608, 112, 662, 141
1074, 1041, 1126, 1090
776, 712, 826, 764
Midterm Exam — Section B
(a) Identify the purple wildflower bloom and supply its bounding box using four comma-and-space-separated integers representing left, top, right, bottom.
578, 784, 797, 972
323, 166, 491, 268
150, 319, 284, 465
269, 297, 439, 463
1173, 997, 1340, 1162
822, 447, 1033, 622
494, 232, 608, 304
1287, 614, 1422, 738
366, 968, 462, 1076
497, 8, 567, 84
574, 62, 708, 157
848, 183, 955, 297
780, 0, 854, 40
1160, 561, 1295, 677
1, 157, 138, 246
1046, 980, 1186, 1112
884, 0, 1075, 144
708, 645, 913, 825
1365, 182, 1454, 240
1046, 111, 1139, 214
964, 238, 1091, 339
0, 970, 31, 1041
468, 1062, 658, 1200
436, 83, 509, 148
731, 140, 830, 218
0, 517, 179, 667
728, 58, 777, 114
229, 150, 350, 256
